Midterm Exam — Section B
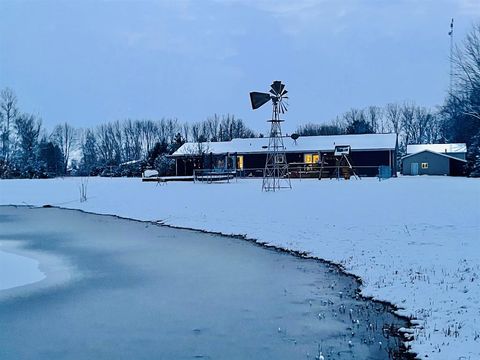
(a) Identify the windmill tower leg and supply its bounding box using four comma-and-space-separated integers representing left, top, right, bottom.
249, 81, 291, 192
262, 103, 291, 192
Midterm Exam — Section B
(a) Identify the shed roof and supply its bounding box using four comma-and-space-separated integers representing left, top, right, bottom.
172, 133, 397, 156
407, 143, 466, 154
401, 149, 467, 162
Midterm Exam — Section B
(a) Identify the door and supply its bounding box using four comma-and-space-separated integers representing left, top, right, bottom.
411, 162, 419, 176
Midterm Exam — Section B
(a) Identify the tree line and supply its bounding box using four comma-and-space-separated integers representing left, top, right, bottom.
0, 95, 256, 178
1, 23, 478, 178
295, 102, 442, 150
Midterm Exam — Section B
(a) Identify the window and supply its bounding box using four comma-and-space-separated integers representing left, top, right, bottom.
304, 153, 320, 166
237, 155, 244, 170
421, 162, 428, 169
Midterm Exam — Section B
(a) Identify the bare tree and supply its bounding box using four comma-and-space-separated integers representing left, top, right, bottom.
447, 23, 480, 176
443, 23, 480, 146
165, 118, 180, 143
123, 119, 142, 161
452, 23, 480, 106
96, 124, 114, 165
182, 122, 190, 142
191, 122, 207, 143
342, 108, 365, 125
140, 119, 158, 156
205, 114, 220, 141
385, 103, 401, 134
0, 88, 19, 165
400, 102, 416, 145
218, 114, 255, 141
51, 122, 76, 174
365, 106, 383, 133
414, 107, 435, 144
423, 111, 441, 144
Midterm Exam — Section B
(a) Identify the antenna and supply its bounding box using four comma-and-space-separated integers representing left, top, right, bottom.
249, 81, 292, 191
449, 18, 454, 94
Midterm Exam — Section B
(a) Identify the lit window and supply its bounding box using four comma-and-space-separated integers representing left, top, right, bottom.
312, 154, 320, 164
237, 155, 244, 170
304, 154, 313, 164
421, 162, 428, 169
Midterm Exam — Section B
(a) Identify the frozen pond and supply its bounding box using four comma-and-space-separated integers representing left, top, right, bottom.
0, 206, 411, 359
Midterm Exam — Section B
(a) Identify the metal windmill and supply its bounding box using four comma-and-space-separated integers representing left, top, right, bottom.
249, 81, 291, 191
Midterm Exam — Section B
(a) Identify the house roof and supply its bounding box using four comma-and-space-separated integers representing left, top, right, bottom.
172, 133, 397, 156
401, 149, 467, 162
407, 143, 466, 154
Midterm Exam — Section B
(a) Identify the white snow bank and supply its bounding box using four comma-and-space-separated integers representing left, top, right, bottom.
0, 247, 45, 290
0, 176, 479, 359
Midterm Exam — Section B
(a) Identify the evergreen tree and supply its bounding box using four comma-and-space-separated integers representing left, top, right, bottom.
80, 129, 98, 175
38, 140, 64, 177
13, 114, 42, 178
345, 119, 374, 134
146, 141, 168, 167
168, 132, 185, 154
467, 132, 480, 177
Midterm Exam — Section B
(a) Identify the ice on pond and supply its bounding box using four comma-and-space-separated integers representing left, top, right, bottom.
0, 206, 411, 359
0, 249, 45, 291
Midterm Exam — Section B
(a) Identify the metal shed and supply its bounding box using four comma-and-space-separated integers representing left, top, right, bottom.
401, 150, 467, 176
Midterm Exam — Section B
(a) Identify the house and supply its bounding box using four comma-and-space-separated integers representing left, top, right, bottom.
401, 143, 467, 176
171, 133, 398, 178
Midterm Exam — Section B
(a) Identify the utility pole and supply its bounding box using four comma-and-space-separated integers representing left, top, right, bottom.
448, 18, 454, 94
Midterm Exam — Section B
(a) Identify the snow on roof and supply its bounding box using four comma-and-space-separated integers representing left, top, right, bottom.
407, 143, 466, 154
172, 133, 397, 156
401, 149, 467, 162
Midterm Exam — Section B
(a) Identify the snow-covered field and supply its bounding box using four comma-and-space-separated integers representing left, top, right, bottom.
0, 176, 479, 359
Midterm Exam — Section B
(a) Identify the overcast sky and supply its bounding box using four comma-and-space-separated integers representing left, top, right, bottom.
1, 0, 479, 133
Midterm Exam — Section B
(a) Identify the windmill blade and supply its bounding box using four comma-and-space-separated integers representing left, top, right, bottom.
270, 80, 284, 95
249, 92, 272, 110
281, 89, 288, 96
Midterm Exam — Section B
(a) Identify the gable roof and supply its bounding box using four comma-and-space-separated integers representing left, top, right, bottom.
172, 133, 397, 156
401, 149, 467, 162
407, 143, 466, 154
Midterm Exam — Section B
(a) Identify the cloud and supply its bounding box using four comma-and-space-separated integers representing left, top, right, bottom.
457, 0, 480, 16
245, 0, 324, 16
215, 0, 353, 37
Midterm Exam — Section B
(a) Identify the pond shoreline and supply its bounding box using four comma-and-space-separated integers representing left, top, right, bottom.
25, 204, 417, 359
